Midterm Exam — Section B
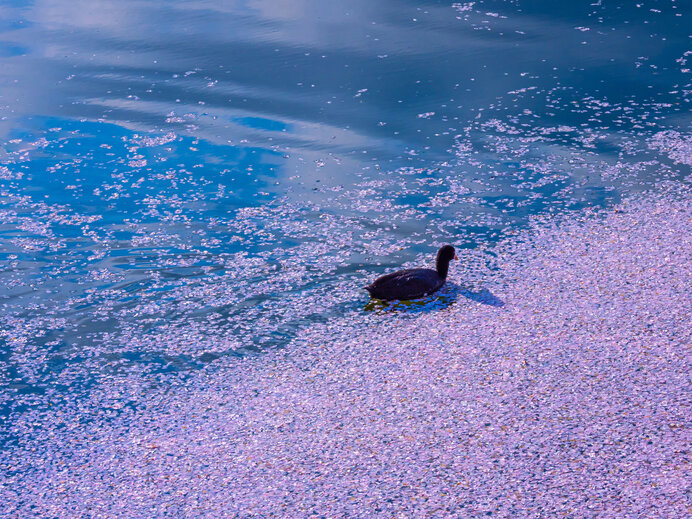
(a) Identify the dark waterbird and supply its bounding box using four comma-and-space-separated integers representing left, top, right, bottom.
365, 245, 458, 301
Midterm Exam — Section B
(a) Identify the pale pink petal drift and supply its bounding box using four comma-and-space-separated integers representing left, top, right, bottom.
1, 184, 689, 517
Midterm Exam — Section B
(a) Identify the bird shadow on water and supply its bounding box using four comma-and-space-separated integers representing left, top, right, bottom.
364, 282, 504, 314
456, 284, 505, 308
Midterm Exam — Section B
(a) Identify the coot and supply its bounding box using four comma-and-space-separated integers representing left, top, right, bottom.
365, 245, 458, 301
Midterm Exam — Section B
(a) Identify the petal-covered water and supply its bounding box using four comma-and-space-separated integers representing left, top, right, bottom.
0, 1, 690, 515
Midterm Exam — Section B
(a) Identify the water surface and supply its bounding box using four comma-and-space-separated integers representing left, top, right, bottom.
0, 0, 690, 420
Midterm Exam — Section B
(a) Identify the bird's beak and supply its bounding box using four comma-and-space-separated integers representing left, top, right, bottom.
454, 254, 459, 260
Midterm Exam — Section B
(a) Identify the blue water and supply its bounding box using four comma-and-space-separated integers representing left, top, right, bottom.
0, 1, 690, 420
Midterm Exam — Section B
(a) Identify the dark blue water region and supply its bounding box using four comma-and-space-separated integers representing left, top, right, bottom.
0, 0, 690, 422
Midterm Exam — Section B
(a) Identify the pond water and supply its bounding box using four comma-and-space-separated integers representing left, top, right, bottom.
0, 1, 689, 421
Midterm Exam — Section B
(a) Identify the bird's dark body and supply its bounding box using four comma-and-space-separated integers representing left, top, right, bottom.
365, 245, 457, 301
365, 268, 444, 301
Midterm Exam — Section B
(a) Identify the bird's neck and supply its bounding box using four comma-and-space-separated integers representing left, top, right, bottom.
436, 258, 449, 279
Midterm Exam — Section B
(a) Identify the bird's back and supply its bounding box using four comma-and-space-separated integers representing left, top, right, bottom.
365, 268, 444, 301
